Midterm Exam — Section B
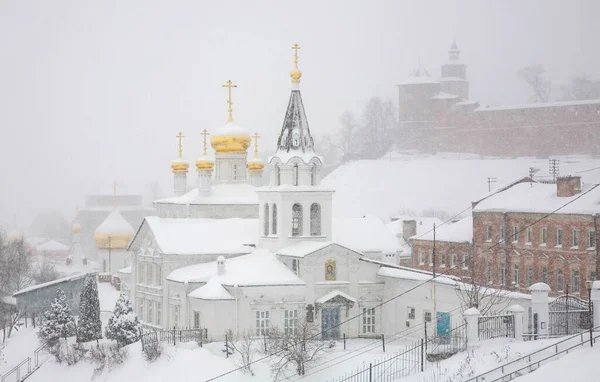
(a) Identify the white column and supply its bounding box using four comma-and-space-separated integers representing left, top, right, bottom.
197, 170, 212, 195
173, 172, 187, 196
248, 171, 262, 187
182, 281, 189, 328
464, 307, 480, 349
591, 281, 600, 329
529, 282, 550, 337
508, 304, 525, 341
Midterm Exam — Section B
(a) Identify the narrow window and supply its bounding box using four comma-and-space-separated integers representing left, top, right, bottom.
500, 225, 505, 243
147, 301, 154, 324
541, 265, 548, 284
293, 164, 299, 186
527, 227, 533, 243
264, 204, 270, 236
424, 310, 432, 323
362, 308, 376, 334
419, 252, 425, 265
284, 310, 298, 336
487, 264, 493, 284
194, 311, 200, 329
501, 264, 506, 286
526, 266, 533, 286
407, 307, 416, 320
486, 224, 493, 241
440, 252, 446, 267
572, 270, 580, 293
146, 263, 153, 286
556, 228, 563, 247
512, 226, 519, 243
462, 253, 469, 269
157, 302, 162, 326
292, 259, 299, 275
139, 299, 145, 321
275, 165, 281, 186
451, 253, 457, 268
172, 305, 180, 327
556, 269, 564, 291
155, 264, 162, 286
310, 203, 321, 236
513, 264, 520, 286
311, 164, 317, 186
292, 203, 303, 236
572, 229, 580, 248
233, 164, 238, 180
272, 204, 278, 235
541, 228, 547, 245
256, 311, 270, 336
589, 230, 596, 249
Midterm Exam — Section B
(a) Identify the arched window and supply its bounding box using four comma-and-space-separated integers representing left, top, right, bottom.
292, 203, 303, 236
293, 164, 299, 186
264, 204, 270, 236
272, 204, 278, 235
310, 203, 321, 236
311, 164, 317, 186
275, 165, 281, 186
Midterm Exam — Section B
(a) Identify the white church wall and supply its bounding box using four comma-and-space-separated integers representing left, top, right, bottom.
190, 204, 258, 219
98, 248, 130, 275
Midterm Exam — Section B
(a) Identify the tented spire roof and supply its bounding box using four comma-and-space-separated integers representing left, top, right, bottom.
275, 88, 315, 158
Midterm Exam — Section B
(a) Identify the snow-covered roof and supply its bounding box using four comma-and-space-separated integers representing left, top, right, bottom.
277, 241, 335, 258
415, 216, 473, 243
154, 183, 259, 205
257, 184, 333, 193
13, 272, 91, 297
137, 217, 258, 255
315, 290, 356, 304
399, 66, 439, 85
453, 100, 479, 106
118, 266, 132, 274
95, 210, 135, 235
274, 87, 316, 164
212, 120, 250, 137
167, 249, 304, 286
37, 240, 70, 252
440, 77, 468, 82
1, 296, 16, 305
333, 216, 401, 254
377, 266, 457, 286
473, 182, 600, 214
188, 277, 235, 300
475, 98, 600, 112
387, 216, 444, 238
431, 92, 459, 100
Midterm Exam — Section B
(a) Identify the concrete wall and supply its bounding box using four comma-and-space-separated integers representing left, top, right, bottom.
15, 275, 90, 316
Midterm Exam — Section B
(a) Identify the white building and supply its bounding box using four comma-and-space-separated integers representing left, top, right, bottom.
125, 48, 529, 340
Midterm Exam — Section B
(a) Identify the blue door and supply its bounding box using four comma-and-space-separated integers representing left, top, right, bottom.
437, 311, 451, 337
321, 307, 341, 340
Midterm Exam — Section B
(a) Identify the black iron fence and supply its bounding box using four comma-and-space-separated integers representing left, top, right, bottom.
549, 293, 592, 336
478, 314, 515, 340
140, 327, 208, 351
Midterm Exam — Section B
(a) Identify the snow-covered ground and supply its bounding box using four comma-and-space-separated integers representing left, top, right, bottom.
323, 155, 600, 219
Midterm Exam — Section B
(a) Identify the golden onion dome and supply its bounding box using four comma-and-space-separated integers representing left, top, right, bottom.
290, 67, 302, 83
248, 158, 264, 172
171, 158, 189, 173
72, 221, 81, 234
210, 121, 251, 154
196, 155, 214, 172
94, 210, 134, 250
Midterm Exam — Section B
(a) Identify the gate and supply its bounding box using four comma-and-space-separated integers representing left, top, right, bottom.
478, 314, 515, 340
549, 294, 591, 336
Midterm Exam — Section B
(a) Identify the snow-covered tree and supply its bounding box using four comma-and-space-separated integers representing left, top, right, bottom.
517, 64, 551, 103
39, 289, 76, 344
77, 276, 102, 343
105, 293, 140, 347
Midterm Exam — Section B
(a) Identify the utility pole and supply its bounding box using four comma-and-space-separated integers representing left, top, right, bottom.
433, 224, 437, 338
549, 159, 560, 182
487, 177, 497, 192
529, 167, 539, 187
108, 236, 112, 275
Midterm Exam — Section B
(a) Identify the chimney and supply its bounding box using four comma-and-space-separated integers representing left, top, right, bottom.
217, 256, 226, 276
557, 176, 581, 197
402, 220, 417, 242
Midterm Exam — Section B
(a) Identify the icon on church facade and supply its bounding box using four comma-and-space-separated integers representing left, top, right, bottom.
325, 259, 336, 281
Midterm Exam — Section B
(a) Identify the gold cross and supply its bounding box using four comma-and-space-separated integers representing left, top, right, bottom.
292, 43, 301, 66
201, 128, 210, 156
222, 80, 237, 122
252, 132, 260, 158
176, 132, 185, 158
112, 181, 117, 209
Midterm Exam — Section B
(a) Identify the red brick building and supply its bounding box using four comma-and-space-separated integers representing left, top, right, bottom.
411, 176, 600, 299
397, 42, 600, 157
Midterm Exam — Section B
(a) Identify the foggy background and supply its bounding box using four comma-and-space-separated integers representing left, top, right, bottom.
1, 0, 599, 227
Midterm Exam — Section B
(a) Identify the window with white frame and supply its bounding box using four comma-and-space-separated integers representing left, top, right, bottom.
589, 230, 596, 249
155, 264, 162, 286
139, 299, 145, 321
419, 252, 425, 265
172, 305, 180, 327
311, 164, 317, 186
194, 311, 200, 329
501, 264, 506, 286
293, 164, 299, 186
541, 265, 548, 284
157, 302, 162, 326
292, 204, 303, 236
487, 264, 493, 283
541, 228, 547, 246
527, 266, 533, 286
146, 263, 153, 286
556, 228, 563, 247
572, 229, 580, 248
424, 310, 432, 323
513, 264, 520, 286
527, 227, 533, 244
500, 225, 505, 243
556, 268, 564, 291
272, 204, 278, 235
137, 298, 142, 318
256, 311, 270, 336
429, 251, 433, 266
284, 310, 298, 336
572, 269, 580, 293
486, 224, 493, 241
451, 253, 457, 268
310, 203, 321, 236
292, 259, 300, 275
264, 204, 270, 236
138, 262, 145, 284
407, 307, 415, 320
512, 226, 519, 243
462, 253, 469, 269
147, 300, 154, 324
362, 308, 375, 334
440, 252, 446, 267
275, 165, 281, 186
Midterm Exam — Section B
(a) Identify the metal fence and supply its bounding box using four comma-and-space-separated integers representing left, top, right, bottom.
1, 345, 47, 382
549, 294, 592, 336
328, 323, 467, 382
478, 314, 515, 340
140, 327, 208, 351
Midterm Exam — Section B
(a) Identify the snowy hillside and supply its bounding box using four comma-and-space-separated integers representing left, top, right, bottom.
322, 155, 600, 220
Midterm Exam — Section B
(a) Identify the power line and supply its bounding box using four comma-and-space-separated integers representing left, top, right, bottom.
205, 183, 600, 381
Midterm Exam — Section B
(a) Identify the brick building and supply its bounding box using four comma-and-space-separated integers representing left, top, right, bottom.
410, 176, 600, 299
397, 42, 600, 157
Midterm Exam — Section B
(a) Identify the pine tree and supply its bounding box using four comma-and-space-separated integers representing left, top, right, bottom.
39, 289, 76, 343
105, 293, 140, 347
76, 276, 102, 343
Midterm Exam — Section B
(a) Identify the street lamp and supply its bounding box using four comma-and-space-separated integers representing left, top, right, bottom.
586, 280, 593, 348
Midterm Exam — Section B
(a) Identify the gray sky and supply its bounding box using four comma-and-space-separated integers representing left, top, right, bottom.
1, 0, 599, 228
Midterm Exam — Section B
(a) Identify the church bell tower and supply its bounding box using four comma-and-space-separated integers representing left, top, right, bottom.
256, 44, 334, 252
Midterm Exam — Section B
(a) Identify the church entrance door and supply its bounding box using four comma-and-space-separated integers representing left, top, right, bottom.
321, 307, 340, 340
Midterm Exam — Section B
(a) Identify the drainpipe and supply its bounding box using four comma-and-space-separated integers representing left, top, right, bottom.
595, 214, 599, 281
504, 212, 510, 287
235, 284, 239, 339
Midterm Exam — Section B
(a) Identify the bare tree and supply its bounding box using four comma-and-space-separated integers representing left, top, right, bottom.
517, 65, 551, 103
0, 234, 32, 297
327, 111, 361, 163
31, 255, 59, 285
266, 320, 330, 380
358, 97, 396, 159
224, 329, 257, 375
560, 74, 600, 101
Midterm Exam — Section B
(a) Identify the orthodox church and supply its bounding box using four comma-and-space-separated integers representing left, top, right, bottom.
120, 45, 530, 340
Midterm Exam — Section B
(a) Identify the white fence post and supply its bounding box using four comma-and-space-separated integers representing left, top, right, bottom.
508, 304, 525, 341
529, 282, 550, 337
464, 307, 480, 349
591, 281, 600, 329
